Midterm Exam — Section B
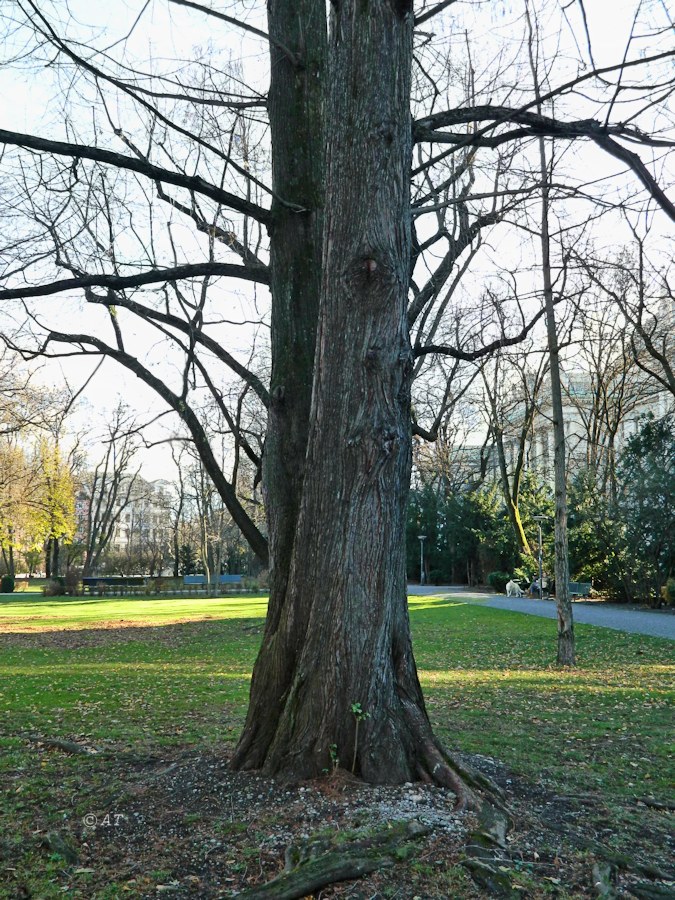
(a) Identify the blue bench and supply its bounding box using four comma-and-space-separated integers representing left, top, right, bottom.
183, 574, 243, 585
569, 581, 592, 598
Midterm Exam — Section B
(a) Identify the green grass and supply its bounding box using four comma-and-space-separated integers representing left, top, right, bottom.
1, 594, 672, 796
0, 593, 268, 626
0, 595, 267, 756
408, 597, 673, 800
0, 593, 672, 898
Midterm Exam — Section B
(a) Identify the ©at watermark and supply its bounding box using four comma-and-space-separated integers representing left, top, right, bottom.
82, 813, 125, 827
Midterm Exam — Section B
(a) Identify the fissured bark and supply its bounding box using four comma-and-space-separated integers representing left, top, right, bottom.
233, 2, 470, 798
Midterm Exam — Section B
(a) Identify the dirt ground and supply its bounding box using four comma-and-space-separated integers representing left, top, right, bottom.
4, 741, 673, 899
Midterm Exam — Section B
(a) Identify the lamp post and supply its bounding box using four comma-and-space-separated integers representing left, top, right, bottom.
533, 516, 547, 600
418, 535, 427, 586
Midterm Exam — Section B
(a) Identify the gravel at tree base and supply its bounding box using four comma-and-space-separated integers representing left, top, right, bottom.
4, 745, 672, 898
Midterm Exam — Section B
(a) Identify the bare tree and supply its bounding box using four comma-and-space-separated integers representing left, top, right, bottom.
564, 294, 660, 500
79, 404, 142, 576
579, 240, 675, 400
479, 342, 550, 555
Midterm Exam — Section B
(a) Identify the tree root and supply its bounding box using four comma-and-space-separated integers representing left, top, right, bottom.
24, 734, 100, 756
234, 820, 430, 900
22, 733, 158, 765
40, 831, 79, 865
634, 796, 675, 811
592, 861, 617, 899
461, 858, 520, 898
401, 694, 508, 817
627, 883, 675, 900
574, 835, 673, 883
416, 740, 512, 849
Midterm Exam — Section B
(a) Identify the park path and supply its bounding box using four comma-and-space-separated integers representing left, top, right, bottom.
408, 585, 675, 641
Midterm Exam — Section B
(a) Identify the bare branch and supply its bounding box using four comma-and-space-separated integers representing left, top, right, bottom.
0, 128, 270, 224
415, 303, 551, 361
414, 1, 459, 27
40, 329, 269, 564
0, 261, 268, 301
168, 0, 301, 68
84, 290, 270, 407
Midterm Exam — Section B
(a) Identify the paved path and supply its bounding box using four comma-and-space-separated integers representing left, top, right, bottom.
408, 585, 675, 641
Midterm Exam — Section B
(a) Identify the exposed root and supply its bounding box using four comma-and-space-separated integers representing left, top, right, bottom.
234, 820, 430, 900
634, 796, 675, 812
401, 696, 508, 821
24, 733, 100, 756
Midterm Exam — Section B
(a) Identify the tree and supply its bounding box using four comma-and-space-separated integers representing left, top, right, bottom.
568, 470, 629, 598
79, 404, 143, 576
0, 439, 29, 577
32, 438, 76, 578
478, 345, 550, 555
579, 240, 675, 400
0, 0, 673, 801
569, 416, 675, 604
563, 295, 657, 500
616, 414, 675, 604
406, 479, 519, 586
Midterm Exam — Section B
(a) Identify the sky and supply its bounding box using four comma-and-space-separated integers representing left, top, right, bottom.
0, 0, 672, 478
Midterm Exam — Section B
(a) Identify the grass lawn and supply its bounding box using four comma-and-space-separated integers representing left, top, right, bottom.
0, 594, 672, 898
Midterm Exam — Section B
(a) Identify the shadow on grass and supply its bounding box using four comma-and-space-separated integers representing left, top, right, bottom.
0, 616, 264, 649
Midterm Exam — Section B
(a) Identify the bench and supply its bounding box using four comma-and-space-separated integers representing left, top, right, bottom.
569, 581, 592, 599
183, 574, 243, 585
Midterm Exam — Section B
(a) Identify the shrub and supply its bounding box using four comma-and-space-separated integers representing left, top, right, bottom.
1, 574, 15, 593
241, 575, 259, 591
664, 578, 675, 607
43, 578, 66, 597
64, 569, 81, 596
255, 569, 270, 590
486, 571, 511, 593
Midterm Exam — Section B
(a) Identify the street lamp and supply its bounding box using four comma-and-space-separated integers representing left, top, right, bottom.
418, 535, 427, 586
533, 516, 548, 600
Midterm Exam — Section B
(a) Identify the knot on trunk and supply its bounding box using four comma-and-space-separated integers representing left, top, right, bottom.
390, 0, 413, 18
364, 346, 380, 370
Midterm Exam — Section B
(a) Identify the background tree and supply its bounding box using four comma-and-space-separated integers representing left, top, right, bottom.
32, 438, 76, 578
79, 404, 142, 576
616, 414, 675, 604
564, 294, 656, 500
0, 440, 29, 577
580, 240, 675, 400
478, 344, 550, 556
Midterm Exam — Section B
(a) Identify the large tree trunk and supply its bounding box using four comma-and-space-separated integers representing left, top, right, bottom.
233, 1, 470, 801
261, 0, 326, 611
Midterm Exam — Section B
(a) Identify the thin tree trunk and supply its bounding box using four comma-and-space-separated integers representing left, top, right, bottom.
526, 3, 574, 665
536, 138, 574, 666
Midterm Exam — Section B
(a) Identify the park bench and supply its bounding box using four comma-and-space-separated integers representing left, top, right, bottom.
569, 581, 592, 599
183, 574, 243, 585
